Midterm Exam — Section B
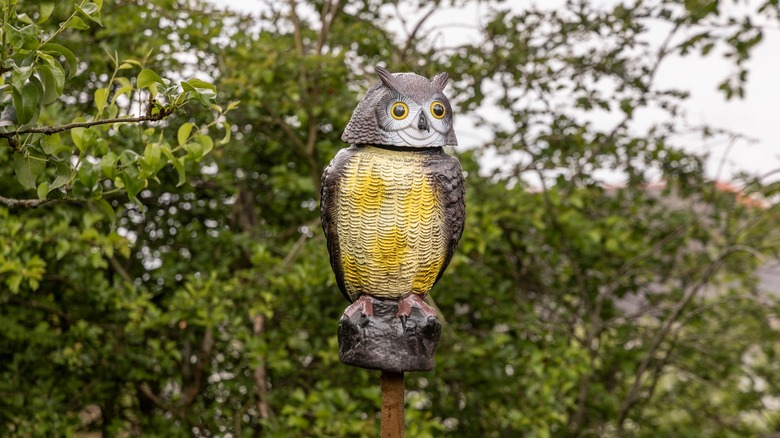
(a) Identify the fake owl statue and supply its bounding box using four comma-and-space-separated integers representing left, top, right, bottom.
321, 66, 465, 328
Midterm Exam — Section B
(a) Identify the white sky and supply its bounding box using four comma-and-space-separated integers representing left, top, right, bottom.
208, 0, 780, 181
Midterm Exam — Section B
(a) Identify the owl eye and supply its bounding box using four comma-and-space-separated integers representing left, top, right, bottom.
430, 101, 446, 119
390, 102, 409, 120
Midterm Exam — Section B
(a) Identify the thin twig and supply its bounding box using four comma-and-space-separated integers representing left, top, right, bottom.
282, 232, 309, 266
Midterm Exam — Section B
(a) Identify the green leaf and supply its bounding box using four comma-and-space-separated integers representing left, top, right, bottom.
120, 166, 144, 201
185, 141, 204, 162
17, 14, 34, 25
37, 182, 51, 200
95, 88, 109, 111
82, 2, 101, 15
184, 78, 217, 92
71, 127, 86, 152
172, 158, 186, 186
196, 135, 214, 157
40, 133, 62, 155
144, 143, 161, 168
181, 79, 216, 106
107, 104, 119, 119
162, 146, 186, 186
101, 152, 118, 179
137, 69, 165, 89
111, 84, 133, 105
38, 3, 56, 24
178, 123, 195, 146
75, 2, 102, 25
51, 161, 71, 190
196, 90, 216, 107
36, 65, 64, 104
95, 138, 109, 155
13, 80, 41, 125
13, 153, 46, 190
180, 81, 196, 93
77, 161, 99, 191
119, 150, 139, 165
7, 275, 22, 294
95, 199, 116, 227
40, 44, 78, 78
121, 59, 144, 68
3, 23, 38, 50
65, 16, 90, 30
219, 121, 231, 145
11, 65, 33, 93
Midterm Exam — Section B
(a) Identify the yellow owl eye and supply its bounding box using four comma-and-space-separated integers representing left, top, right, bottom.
390, 102, 409, 120
430, 101, 446, 119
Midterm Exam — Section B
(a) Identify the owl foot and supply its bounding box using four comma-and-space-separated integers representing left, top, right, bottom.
396, 294, 437, 319
344, 295, 374, 321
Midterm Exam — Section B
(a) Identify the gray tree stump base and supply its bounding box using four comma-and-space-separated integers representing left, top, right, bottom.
338, 296, 441, 372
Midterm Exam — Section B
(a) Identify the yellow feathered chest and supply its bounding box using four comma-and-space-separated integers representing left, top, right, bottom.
321, 145, 464, 302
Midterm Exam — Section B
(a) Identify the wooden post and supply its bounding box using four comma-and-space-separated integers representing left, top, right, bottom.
381, 371, 404, 437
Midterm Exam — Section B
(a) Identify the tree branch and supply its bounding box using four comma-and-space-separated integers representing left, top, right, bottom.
288, 0, 305, 57
615, 245, 751, 429
108, 256, 133, 283
3, 135, 20, 152
10, 297, 72, 323
0, 195, 55, 208
282, 232, 309, 266
180, 327, 214, 407
137, 383, 168, 410
315, 0, 342, 55
402, 6, 437, 56
263, 115, 308, 155
0, 111, 172, 140
253, 314, 273, 421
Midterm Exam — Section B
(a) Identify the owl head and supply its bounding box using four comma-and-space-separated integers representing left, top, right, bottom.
342, 66, 457, 148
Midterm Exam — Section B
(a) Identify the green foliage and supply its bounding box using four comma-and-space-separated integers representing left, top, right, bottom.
1, 0, 780, 436
0, 0, 230, 209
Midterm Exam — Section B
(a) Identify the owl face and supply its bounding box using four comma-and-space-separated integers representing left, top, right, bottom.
342, 66, 458, 148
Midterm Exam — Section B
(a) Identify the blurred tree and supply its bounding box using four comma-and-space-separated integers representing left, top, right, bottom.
1, 0, 779, 437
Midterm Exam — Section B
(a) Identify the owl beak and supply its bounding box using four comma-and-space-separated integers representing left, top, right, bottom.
417, 112, 429, 132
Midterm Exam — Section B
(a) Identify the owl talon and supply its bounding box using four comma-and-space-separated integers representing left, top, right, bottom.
344, 295, 374, 319
396, 294, 437, 319
397, 295, 413, 318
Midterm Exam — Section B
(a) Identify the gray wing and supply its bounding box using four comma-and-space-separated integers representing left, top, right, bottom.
320, 147, 357, 303
430, 151, 466, 285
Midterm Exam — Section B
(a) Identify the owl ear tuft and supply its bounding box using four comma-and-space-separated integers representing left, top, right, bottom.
375, 65, 400, 92
431, 72, 449, 92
